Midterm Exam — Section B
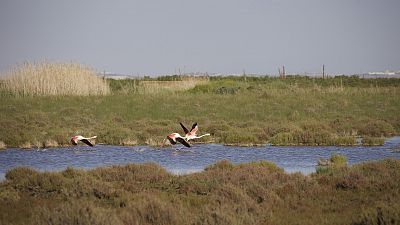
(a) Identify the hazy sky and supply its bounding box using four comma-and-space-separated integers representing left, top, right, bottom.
0, 0, 399, 75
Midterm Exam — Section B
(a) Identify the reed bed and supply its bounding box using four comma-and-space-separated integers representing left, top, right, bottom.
139, 79, 208, 93
1, 62, 110, 96
108, 76, 209, 94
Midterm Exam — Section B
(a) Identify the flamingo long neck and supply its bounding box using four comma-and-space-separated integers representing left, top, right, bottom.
193, 133, 210, 139
87, 136, 97, 139
198, 133, 210, 138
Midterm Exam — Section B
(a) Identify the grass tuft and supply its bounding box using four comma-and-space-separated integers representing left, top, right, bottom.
362, 136, 385, 146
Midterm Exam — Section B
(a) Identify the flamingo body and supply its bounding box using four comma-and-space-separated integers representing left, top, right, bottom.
71, 135, 97, 147
166, 133, 191, 148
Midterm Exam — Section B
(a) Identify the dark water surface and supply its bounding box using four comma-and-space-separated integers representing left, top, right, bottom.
1, 137, 400, 180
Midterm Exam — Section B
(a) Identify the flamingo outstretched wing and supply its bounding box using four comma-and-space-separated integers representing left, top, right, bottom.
81, 139, 94, 147
167, 136, 177, 145
176, 137, 191, 148
190, 123, 198, 134
180, 122, 189, 134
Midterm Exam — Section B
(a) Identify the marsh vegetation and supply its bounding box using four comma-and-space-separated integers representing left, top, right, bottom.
1, 62, 109, 96
0, 62, 399, 148
1, 63, 400, 224
1, 159, 400, 225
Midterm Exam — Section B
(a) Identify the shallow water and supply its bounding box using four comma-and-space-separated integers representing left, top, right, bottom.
1, 137, 400, 180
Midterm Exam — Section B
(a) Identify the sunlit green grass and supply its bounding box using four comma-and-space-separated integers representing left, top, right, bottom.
0, 76, 399, 147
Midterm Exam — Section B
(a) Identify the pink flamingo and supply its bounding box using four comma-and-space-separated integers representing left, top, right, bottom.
165, 133, 191, 148
180, 122, 210, 141
71, 135, 97, 147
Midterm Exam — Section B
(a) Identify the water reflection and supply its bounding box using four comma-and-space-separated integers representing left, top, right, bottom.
1, 137, 400, 179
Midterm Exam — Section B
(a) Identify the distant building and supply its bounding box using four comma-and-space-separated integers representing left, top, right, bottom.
362, 70, 400, 78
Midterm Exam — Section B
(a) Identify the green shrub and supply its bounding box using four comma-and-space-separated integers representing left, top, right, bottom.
362, 136, 385, 146
316, 153, 348, 174
330, 153, 348, 167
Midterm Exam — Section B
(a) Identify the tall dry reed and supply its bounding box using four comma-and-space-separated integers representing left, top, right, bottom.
138, 79, 208, 94
2, 62, 110, 96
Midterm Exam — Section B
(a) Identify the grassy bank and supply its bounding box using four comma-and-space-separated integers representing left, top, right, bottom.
1, 159, 400, 224
1, 74, 399, 147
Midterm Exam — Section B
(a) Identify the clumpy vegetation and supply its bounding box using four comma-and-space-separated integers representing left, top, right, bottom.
1, 70, 400, 147
362, 136, 385, 146
316, 153, 348, 174
1, 159, 400, 225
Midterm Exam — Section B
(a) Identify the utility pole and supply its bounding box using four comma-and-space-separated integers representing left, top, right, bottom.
279, 65, 285, 79
322, 64, 325, 78
283, 66, 285, 78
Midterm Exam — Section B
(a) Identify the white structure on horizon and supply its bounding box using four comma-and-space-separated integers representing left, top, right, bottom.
368, 70, 398, 75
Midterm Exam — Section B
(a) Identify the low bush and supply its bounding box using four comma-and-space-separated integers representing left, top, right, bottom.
359, 120, 396, 137
330, 153, 348, 167
1, 160, 400, 224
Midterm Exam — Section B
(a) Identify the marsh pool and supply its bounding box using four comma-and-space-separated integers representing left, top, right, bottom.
1, 137, 400, 180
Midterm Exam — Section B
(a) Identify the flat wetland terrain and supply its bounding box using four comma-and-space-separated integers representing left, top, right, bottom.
1, 71, 400, 224
1, 75, 399, 148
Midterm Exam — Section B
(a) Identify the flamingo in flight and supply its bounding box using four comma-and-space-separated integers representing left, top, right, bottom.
165, 133, 191, 148
180, 122, 210, 141
71, 135, 97, 147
